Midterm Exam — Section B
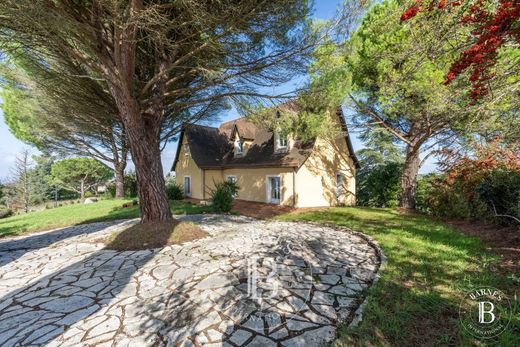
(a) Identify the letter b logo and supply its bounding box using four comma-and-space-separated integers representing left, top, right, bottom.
478, 301, 495, 324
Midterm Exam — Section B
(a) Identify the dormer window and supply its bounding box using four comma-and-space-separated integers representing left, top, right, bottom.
274, 131, 288, 152
279, 135, 287, 148
234, 138, 243, 157
184, 143, 190, 156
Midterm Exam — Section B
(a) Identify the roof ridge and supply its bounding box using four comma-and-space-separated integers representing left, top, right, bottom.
219, 117, 246, 127
186, 123, 218, 130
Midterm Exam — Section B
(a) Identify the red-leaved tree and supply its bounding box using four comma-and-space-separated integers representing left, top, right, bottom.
401, 0, 520, 101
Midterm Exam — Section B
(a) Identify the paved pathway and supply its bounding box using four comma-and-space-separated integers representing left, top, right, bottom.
0, 215, 382, 346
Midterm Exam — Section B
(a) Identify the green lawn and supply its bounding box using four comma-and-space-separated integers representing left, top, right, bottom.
0, 199, 212, 237
278, 207, 519, 347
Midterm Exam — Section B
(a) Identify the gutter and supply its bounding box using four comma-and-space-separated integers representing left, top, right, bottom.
292, 168, 296, 207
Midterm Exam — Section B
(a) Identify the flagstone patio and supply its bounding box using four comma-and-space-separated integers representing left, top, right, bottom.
0, 215, 383, 346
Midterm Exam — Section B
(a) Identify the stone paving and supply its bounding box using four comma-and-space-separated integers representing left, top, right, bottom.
0, 215, 382, 347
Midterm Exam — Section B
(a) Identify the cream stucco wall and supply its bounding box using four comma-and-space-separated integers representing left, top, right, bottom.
222, 167, 295, 206
174, 136, 204, 199
294, 135, 356, 208
175, 136, 295, 204
175, 131, 356, 207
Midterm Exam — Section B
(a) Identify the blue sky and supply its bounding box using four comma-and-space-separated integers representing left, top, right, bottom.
0, 0, 437, 179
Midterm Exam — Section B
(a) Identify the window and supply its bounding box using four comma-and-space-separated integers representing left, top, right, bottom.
279, 135, 287, 148
226, 175, 238, 198
184, 176, 191, 196
274, 131, 288, 152
234, 138, 243, 157
184, 143, 190, 156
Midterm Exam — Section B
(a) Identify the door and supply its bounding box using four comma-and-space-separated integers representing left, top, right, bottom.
184, 176, 191, 197
267, 176, 281, 204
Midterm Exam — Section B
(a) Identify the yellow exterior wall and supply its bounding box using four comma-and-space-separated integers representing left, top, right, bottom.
222, 168, 295, 206
294, 135, 356, 208
204, 169, 224, 199
175, 131, 356, 207
175, 136, 295, 205
174, 136, 204, 199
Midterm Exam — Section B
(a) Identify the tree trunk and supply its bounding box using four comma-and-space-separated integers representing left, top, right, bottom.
119, 100, 172, 223
80, 179, 85, 200
126, 126, 172, 222
106, 50, 172, 223
114, 165, 125, 199
400, 143, 421, 210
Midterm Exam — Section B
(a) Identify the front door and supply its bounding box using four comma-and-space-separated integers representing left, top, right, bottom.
184, 176, 191, 197
267, 176, 281, 204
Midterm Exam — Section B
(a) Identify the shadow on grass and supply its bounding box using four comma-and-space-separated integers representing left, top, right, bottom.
0, 200, 213, 267
79, 200, 213, 226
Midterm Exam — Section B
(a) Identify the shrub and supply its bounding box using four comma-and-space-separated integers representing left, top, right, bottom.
428, 182, 472, 218
418, 169, 520, 224
357, 161, 402, 208
124, 173, 139, 198
166, 181, 184, 200
477, 169, 520, 225
0, 208, 13, 219
211, 181, 239, 212
106, 173, 139, 198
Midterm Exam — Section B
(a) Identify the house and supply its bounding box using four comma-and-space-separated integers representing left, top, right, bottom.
171, 107, 359, 208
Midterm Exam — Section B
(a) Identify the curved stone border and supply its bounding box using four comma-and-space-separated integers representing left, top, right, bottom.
292, 221, 386, 332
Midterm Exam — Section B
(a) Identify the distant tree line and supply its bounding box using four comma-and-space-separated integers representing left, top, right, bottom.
0, 153, 117, 215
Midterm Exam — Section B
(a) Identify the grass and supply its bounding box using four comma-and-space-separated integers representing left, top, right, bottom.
278, 207, 519, 347
0, 199, 212, 238
105, 220, 208, 250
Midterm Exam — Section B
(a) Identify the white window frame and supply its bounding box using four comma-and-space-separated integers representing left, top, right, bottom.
274, 131, 288, 152
183, 175, 191, 197
266, 175, 282, 204
226, 175, 237, 184
279, 134, 288, 148
234, 138, 243, 157
226, 175, 238, 198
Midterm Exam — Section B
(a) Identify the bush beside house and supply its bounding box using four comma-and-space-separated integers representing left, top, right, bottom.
211, 181, 239, 212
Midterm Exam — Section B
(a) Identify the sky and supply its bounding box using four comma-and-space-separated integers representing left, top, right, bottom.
0, 0, 437, 180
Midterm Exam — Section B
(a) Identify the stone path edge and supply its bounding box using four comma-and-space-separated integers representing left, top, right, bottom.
293, 220, 386, 335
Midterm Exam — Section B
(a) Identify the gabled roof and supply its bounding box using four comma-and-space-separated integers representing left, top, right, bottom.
171, 107, 360, 171
171, 124, 231, 170
220, 118, 259, 140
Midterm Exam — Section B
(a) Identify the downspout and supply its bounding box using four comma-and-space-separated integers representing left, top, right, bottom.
202, 169, 206, 200
292, 168, 296, 208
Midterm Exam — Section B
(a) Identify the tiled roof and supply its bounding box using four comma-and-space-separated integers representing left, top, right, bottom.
172, 109, 359, 171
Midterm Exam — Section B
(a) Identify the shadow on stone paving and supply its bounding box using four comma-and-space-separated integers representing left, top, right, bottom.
0, 221, 126, 267
0, 231, 157, 345
0, 218, 380, 346
130, 229, 379, 346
